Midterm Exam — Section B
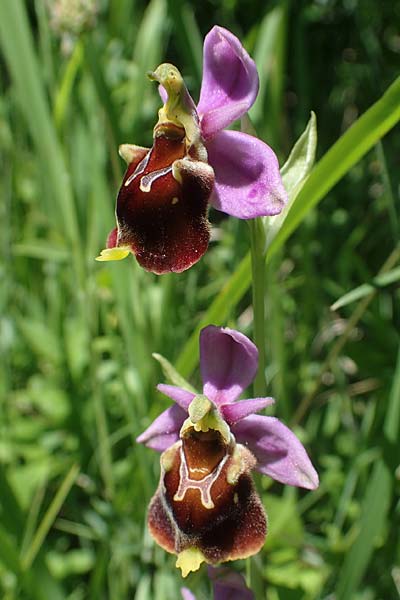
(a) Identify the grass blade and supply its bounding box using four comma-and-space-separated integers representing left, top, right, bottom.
269, 74, 400, 258
0, 0, 81, 263
336, 343, 400, 598
153, 353, 197, 392
331, 265, 400, 310
21, 464, 80, 571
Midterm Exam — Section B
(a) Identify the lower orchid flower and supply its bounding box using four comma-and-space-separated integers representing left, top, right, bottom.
137, 325, 319, 577
97, 26, 287, 274
181, 565, 254, 600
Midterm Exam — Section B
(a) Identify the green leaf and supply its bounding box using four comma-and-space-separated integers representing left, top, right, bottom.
266, 111, 318, 246
250, 3, 288, 144
12, 242, 69, 262
269, 74, 400, 259
18, 319, 63, 366
165, 0, 203, 83
331, 264, 400, 310
152, 353, 197, 393
47, 548, 95, 578
53, 40, 84, 130
125, 0, 167, 133
280, 111, 317, 199
336, 460, 391, 600
21, 464, 80, 571
176, 74, 400, 378
0, 0, 83, 281
336, 343, 400, 598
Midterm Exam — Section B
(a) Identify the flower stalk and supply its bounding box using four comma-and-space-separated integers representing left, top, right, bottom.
249, 217, 267, 397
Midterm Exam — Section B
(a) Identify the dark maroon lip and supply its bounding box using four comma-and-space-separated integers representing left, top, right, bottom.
113, 128, 213, 274
148, 437, 266, 564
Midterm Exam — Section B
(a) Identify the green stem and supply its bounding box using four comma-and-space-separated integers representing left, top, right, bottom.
246, 553, 265, 600
249, 218, 267, 397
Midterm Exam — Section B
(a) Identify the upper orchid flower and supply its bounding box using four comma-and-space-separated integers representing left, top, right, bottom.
137, 325, 318, 576
97, 26, 287, 274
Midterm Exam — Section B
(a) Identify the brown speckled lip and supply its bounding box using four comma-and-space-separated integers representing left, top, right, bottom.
115, 124, 213, 274
148, 432, 266, 564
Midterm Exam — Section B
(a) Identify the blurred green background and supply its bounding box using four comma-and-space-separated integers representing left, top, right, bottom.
1, 0, 399, 598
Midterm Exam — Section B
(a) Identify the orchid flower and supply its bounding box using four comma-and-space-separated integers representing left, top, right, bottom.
137, 326, 318, 576
97, 26, 287, 274
181, 566, 254, 600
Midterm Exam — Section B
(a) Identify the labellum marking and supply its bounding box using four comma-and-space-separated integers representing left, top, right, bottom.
173, 445, 229, 509
124, 150, 152, 187
139, 165, 173, 193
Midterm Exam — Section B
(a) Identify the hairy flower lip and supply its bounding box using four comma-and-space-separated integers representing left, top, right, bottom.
149, 435, 266, 572
107, 121, 213, 274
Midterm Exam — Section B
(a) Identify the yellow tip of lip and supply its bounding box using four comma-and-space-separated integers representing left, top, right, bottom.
95, 247, 130, 262
176, 547, 205, 578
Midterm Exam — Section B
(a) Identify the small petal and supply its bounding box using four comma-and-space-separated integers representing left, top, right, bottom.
206, 130, 287, 219
233, 415, 319, 490
95, 247, 130, 262
197, 26, 259, 139
181, 588, 196, 600
176, 548, 206, 577
200, 326, 258, 405
136, 405, 186, 451
221, 397, 274, 425
118, 144, 149, 165
157, 384, 195, 410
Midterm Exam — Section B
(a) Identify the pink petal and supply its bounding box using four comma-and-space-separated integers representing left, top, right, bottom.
233, 415, 319, 490
221, 397, 275, 426
145, 433, 180, 452
206, 130, 287, 219
181, 589, 196, 600
157, 384, 195, 410
136, 405, 186, 452
197, 26, 259, 139
209, 566, 255, 600
200, 325, 258, 406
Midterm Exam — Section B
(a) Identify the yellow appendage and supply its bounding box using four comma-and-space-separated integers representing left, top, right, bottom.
176, 548, 206, 578
96, 247, 130, 262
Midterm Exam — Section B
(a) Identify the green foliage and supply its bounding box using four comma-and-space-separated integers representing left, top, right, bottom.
0, 0, 399, 599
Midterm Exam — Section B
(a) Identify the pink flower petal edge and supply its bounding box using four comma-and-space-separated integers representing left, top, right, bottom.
206, 130, 288, 219
233, 415, 319, 490
181, 588, 196, 600
156, 383, 195, 410
136, 404, 186, 451
197, 26, 259, 139
200, 325, 258, 405
221, 397, 275, 425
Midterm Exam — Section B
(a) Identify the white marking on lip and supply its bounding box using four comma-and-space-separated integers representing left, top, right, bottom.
173, 446, 229, 510
124, 150, 152, 187
140, 165, 172, 192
